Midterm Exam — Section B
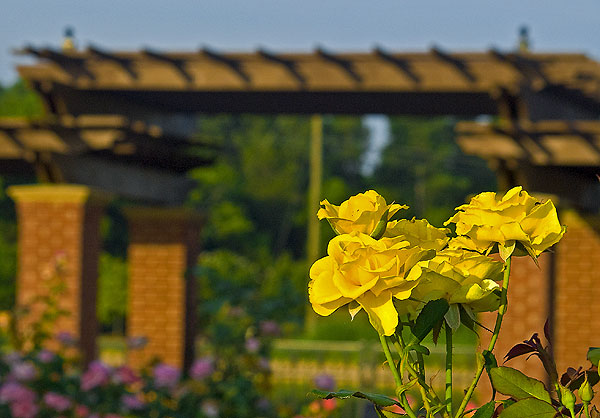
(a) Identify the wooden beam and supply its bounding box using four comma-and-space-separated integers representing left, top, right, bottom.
373, 47, 421, 83
257, 48, 306, 87
315, 47, 362, 83
199, 46, 251, 84
87, 45, 138, 80
141, 48, 194, 84
430, 46, 476, 83
21, 46, 96, 81
489, 49, 548, 89
52, 153, 196, 204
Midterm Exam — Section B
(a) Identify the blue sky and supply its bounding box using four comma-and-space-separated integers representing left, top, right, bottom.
1, 0, 599, 84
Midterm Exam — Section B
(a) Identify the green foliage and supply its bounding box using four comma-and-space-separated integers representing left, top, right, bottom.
497, 398, 558, 418
489, 366, 551, 403
372, 116, 496, 226
0, 79, 44, 118
97, 253, 127, 332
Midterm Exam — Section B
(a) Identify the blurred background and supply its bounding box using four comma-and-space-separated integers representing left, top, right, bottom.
0, 1, 599, 417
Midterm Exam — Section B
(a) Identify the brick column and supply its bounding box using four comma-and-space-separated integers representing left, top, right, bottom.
125, 207, 202, 370
554, 210, 600, 373
8, 185, 110, 363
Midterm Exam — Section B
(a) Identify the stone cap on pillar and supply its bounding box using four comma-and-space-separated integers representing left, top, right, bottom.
7, 184, 113, 206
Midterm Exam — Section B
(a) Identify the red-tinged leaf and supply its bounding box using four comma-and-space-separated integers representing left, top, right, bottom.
504, 343, 536, 362
560, 367, 583, 387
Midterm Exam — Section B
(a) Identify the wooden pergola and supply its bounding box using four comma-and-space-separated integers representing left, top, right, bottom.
2, 45, 599, 374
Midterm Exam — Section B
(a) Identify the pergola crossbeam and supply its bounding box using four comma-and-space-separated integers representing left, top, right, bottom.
142, 48, 194, 84
199, 46, 251, 84
430, 46, 476, 83
373, 47, 421, 83
315, 47, 362, 83
87, 45, 138, 80
257, 48, 306, 87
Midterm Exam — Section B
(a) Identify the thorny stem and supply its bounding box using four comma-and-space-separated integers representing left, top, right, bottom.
584, 402, 591, 418
380, 334, 418, 418
454, 256, 512, 418
445, 321, 453, 416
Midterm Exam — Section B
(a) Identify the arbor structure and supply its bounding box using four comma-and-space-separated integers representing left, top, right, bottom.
0, 45, 599, 377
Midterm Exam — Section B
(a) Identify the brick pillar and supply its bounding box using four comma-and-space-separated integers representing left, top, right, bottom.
476, 254, 552, 400
554, 210, 600, 373
125, 207, 202, 370
7, 185, 110, 363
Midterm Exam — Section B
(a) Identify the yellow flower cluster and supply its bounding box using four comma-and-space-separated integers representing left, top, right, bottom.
309, 188, 564, 336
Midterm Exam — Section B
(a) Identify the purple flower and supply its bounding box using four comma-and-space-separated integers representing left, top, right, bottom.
153, 364, 180, 389
0, 382, 36, 404
258, 356, 271, 372
113, 366, 139, 385
3, 352, 22, 365
81, 361, 111, 391
10, 400, 38, 418
11, 362, 37, 381
259, 320, 281, 336
245, 337, 261, 353
314, 374, 336, 391
122, 394, 145, 410
190, 357, 214, 381
126, 336, 148, 350
56, 331, 77, 347
44, 392, 71, 412
36, 349, 55, 363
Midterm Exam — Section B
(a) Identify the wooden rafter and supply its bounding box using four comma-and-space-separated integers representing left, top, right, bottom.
199, 46, 251, 84
87, 45, 138, 80
373, 47, 420, 83
141, 48, 194, 84
430, 46, 476, 83
314, 47, 362, 83
257, 48, 306, 87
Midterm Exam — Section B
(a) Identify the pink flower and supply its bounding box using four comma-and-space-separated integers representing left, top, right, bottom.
190, 357, 214, 380
36, 349, 55, 363
44, 392, 71, 412
122, 394, 145, 410
10, 400, 39, 418
0, 382, 36, 404
105, 415, 123, 418
113, 366, 139, 385
322, 398, 337, 411
81, 361, 111, 391
314, 374, 335, 391
259, 320, 281, 336
11, 362, 37, 381
153, 364, 180, 389
245, 337, 260, 353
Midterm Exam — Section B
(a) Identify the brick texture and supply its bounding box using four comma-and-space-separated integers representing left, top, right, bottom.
8, 185, 108, 364
125, 208, 201, 370
554, 211, 600, 374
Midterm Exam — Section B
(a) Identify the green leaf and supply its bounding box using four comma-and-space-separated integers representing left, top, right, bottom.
483, 350, 498, 373
404, 343, 430, 355
459, 305, 476, 333
445, 304, 461, 331
310, 389, 400, 407
490, 367, 552, 403
410, 299, 449, 343
498, 398, 558, 418
588, 347, 600, 366
472, 401, 496, 418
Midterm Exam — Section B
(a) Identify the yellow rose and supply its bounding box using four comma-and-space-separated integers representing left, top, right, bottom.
384, 218, 450, 251
407, 248, 503, 315
444, 186, 566, 260
308, 232, 434, 336
318, 190, 407, 236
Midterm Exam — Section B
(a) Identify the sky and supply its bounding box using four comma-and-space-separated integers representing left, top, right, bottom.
2, 0, 600, 84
